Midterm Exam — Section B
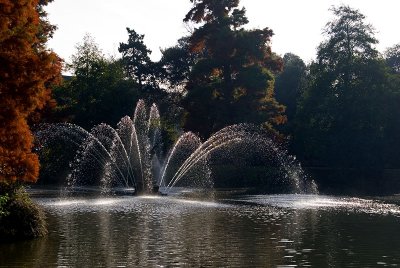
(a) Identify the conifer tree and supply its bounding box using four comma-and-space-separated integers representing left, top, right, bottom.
0, 0, 61, 183
119, 28, 153, 89
182, 0, 285, 138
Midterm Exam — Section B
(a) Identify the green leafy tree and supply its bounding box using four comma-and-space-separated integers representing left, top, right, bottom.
383, 44, 400, 168
41, 36, 140, 184
385, 43, 400, 74
182, 0, 285, 138
158, 37, 199, 92
275, 53, 306, 133
294, 5, 388, 169
54, 34, 139, 128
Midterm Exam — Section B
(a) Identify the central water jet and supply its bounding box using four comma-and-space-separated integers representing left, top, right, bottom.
35, 100, 317, 195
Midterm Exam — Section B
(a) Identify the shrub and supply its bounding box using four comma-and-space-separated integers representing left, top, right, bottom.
0, 185, 47, 242
0, 193, 9, 217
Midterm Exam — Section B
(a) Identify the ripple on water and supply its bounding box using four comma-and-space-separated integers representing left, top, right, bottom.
232, 194, 400, 216
35, 195, 230, 214
7, 192, 399, 268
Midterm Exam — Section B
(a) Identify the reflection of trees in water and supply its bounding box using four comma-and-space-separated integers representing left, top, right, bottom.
3, 200, 399, 267
0, 225, 57, 267
275, 209, 400, 267
271, 209, 348, 267
37, 202, 289, 266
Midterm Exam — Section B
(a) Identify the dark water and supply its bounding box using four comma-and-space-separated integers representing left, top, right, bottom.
1, 191, 400, 267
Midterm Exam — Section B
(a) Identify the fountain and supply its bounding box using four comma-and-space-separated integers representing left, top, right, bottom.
35, 100, 317, 195
17, 106, 400, 268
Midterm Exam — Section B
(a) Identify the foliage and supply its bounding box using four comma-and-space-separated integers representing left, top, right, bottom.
158, 37, 199, 92
118, 28, 154, 89
0, 0, 62, 183
0, 193, 9, 217
275, 53, 306, 133
0, 184, 47, 241
382, 47, 400, 168
181, 0, 285, 138
294, 5, 388, 169
385, 43, 400, 74
54, 34, 139, 129
117, 28, 186, 139
318, 5, 378, 68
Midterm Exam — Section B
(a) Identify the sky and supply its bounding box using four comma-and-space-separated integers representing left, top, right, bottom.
45, 0, 400, 64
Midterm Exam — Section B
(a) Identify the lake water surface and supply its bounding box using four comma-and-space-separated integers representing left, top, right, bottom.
1, 190, 400, 267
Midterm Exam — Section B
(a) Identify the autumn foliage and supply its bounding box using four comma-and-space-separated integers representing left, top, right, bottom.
0, 0, 61, 183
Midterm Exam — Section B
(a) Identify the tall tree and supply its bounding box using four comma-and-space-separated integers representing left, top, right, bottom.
385, 43, 400, 74
317, 5, 378, 90
182, 0, 285, 138
54, 35, 139, 128
275, 53, 306, 132
383, 44, 400, 168
158, 36, 198, 92
118, 28, 153, 89
0, 0, 61, 183
294, 5, 387, 169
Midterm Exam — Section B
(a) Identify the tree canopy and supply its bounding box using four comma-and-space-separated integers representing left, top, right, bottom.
158, 37, 198, 92
0, 0, 61, 183
182, 0, 285, 138
274, 53, 306, 133
385, 43, 400, 74
294, 5, 388, 168
13, 1, 399, 193
118, 28, 154, 89
53, 34, 139, 128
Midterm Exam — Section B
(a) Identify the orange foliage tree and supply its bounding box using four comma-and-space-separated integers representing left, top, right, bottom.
0, 0, 61, 183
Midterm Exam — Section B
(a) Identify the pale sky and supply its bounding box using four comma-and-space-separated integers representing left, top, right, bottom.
45, 0, 400, 64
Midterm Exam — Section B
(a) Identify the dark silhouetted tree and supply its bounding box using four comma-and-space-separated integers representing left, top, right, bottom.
119, 28, 154, 89
383, 44, 400, 168
385, 43, 400, 74
294, 5, 388, 169
158, 37, 199, 92
275, 53, 306, 133
182, 0, 285, 138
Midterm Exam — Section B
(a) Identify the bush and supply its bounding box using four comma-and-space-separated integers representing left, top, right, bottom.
0, 185, 47, 242
0, 193, 9, 217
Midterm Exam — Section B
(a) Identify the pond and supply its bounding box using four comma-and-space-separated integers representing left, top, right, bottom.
1, 190, 400, 267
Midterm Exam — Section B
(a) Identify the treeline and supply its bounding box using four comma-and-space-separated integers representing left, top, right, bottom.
277, 7, 400, 172
46, 2, 400, 191
274, 7, 400, 192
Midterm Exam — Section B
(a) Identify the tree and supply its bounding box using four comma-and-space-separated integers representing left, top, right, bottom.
158, 36, 198, 92
118, 27, 171, 113
385, 43, 400, 74
118, 28, 154, 89
54, 35, 139, 128
70, 34, 105, 79
383, 44, 400, 168
0, 0, 62, 183
294, 5, 388, 169
182, 0, 285, 138
274, 53, 306, 132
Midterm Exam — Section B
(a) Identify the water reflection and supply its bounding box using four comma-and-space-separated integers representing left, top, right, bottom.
1, 194, 400, 267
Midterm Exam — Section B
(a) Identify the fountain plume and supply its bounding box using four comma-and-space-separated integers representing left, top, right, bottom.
35, 100, 317, 195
